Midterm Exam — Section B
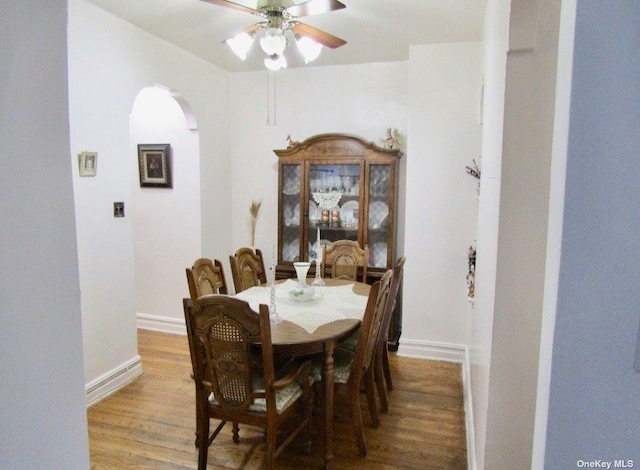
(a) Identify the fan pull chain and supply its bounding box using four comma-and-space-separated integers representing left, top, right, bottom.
273, 72, 277, 126
266, 71, 270, 125
266, 71, 277, 127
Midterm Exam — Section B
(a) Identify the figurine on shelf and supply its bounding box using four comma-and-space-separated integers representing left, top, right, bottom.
286, 134, 299, 148
385, 128, 398, 149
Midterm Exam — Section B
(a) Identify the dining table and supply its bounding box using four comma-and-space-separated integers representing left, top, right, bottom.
233, 277, 371, 470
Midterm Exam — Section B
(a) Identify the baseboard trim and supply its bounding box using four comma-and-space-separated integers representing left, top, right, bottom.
137, 312, 186, 335
397, 338, 466, 362
462, 346, 477, 470
396, 339, 476, 470
85, 355, 143, 407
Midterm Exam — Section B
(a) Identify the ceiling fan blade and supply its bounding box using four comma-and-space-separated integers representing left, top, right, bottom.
285, 0, 346, 18
199, 0, 258, 15
222, 22, 264, 43
290, 22, 346, 49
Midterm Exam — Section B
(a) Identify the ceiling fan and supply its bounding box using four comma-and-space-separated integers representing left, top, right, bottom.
200, 0, 347, 70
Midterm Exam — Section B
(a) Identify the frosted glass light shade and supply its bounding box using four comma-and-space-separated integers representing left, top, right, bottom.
264, 54, 287, 71
297, 36, 322, 63
260, 28, 287, 56
226, 32, 253, 60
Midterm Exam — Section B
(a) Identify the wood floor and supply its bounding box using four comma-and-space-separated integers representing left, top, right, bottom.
88, 329, 467, 470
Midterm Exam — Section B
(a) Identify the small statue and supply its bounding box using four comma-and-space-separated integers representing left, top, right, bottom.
385, 128, 397, 149
286, 134, 299, 148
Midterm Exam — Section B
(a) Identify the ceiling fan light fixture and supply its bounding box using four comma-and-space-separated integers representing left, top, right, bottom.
259, 27, 287, 56
226, 31, 254, 60
264, 54, 287, 71
296, 35, 323, 63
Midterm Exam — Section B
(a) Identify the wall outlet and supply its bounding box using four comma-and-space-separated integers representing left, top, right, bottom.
114, 202, 125, 218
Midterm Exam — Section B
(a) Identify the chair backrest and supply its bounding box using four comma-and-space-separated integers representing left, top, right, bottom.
376, 256, 405, 352
321, 240, 368, 282
186, 258, 228, 301
183, 295, 274, 411
229, 247, 268, 293
350, 269, 393, 382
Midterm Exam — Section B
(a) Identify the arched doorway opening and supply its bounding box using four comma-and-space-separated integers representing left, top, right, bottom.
130, 85, 201, 331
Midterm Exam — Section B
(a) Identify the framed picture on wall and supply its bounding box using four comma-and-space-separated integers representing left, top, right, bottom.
78, 151, 97, 177
137, 143, 171, 188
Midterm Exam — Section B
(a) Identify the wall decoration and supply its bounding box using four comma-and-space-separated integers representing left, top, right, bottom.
137, 144, 171, 188
467, 245, 476, 299
465, 157, 481, 195
78, 151, 97, 177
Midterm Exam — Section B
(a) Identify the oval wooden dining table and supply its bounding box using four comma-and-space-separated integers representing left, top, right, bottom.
234, 278, 370, 470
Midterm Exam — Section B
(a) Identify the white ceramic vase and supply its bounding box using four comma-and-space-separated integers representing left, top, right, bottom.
289, 262, 316, 301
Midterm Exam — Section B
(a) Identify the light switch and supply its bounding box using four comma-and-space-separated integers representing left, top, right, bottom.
114, 202, 125, 218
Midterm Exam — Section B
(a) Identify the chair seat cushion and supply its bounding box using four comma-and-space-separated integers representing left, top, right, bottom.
310, 348, 354, 384
208, 359, 304, 413
340, 328, 359, 352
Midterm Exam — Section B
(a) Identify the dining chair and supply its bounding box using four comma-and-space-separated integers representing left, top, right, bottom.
183, 295, 312, 470
321, 239, 368, 282
374, 256, 406, 413
315, 268, 393, 457
186, 258, 229, 301
229, 247, 268, 293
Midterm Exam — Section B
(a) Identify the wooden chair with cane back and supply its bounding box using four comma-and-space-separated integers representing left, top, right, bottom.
183, 295, 313, 470
313, 268, 393, 457
229, 247, 268, 293
321, 239, 368, 283
186, 258, 228, 301
374, 256, 405, 413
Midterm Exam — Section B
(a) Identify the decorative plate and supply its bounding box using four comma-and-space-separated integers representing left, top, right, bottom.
283, 240, 299, 262
372, 242, 388, 267
309, 201, 319, 222
368, 201, 389, 229
340, 200, 359, 229
282, 178, 300, 195
293, 202, 300, 225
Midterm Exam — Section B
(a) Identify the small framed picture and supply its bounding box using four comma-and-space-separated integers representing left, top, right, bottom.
137, 143, 171, 188
78, 151, 97, 177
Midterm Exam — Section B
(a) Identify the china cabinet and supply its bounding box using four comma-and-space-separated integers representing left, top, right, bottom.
274, 133, 403, 348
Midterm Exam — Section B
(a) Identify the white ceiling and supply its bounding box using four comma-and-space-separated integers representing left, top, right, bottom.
85, 0, 487, 73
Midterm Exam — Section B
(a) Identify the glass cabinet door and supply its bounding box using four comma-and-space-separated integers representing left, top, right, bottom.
368, 164, 392, 269
280, 163, 302, 263
308, 163, 362, 262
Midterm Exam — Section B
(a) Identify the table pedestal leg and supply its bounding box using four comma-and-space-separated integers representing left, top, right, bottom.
322, 342, 335, 470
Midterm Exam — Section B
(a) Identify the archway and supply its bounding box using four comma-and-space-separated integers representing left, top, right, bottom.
130, 85, 201, 331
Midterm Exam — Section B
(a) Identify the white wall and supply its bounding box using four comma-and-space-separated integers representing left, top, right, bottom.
68, 0, 231, 399
483, 1, 563, 467
470, 0, 509, 466
131, 87, 201, 330
0, 1, 90, 467
227, 64, 409, 285
403, 42, 483, 357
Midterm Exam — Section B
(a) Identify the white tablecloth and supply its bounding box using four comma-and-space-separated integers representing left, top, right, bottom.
234, 279, 368, 333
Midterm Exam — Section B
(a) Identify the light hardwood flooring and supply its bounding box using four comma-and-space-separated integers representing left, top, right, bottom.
88, 329, 467, 469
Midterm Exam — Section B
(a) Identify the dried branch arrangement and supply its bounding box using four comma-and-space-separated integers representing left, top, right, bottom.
250, 199, 262, 247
